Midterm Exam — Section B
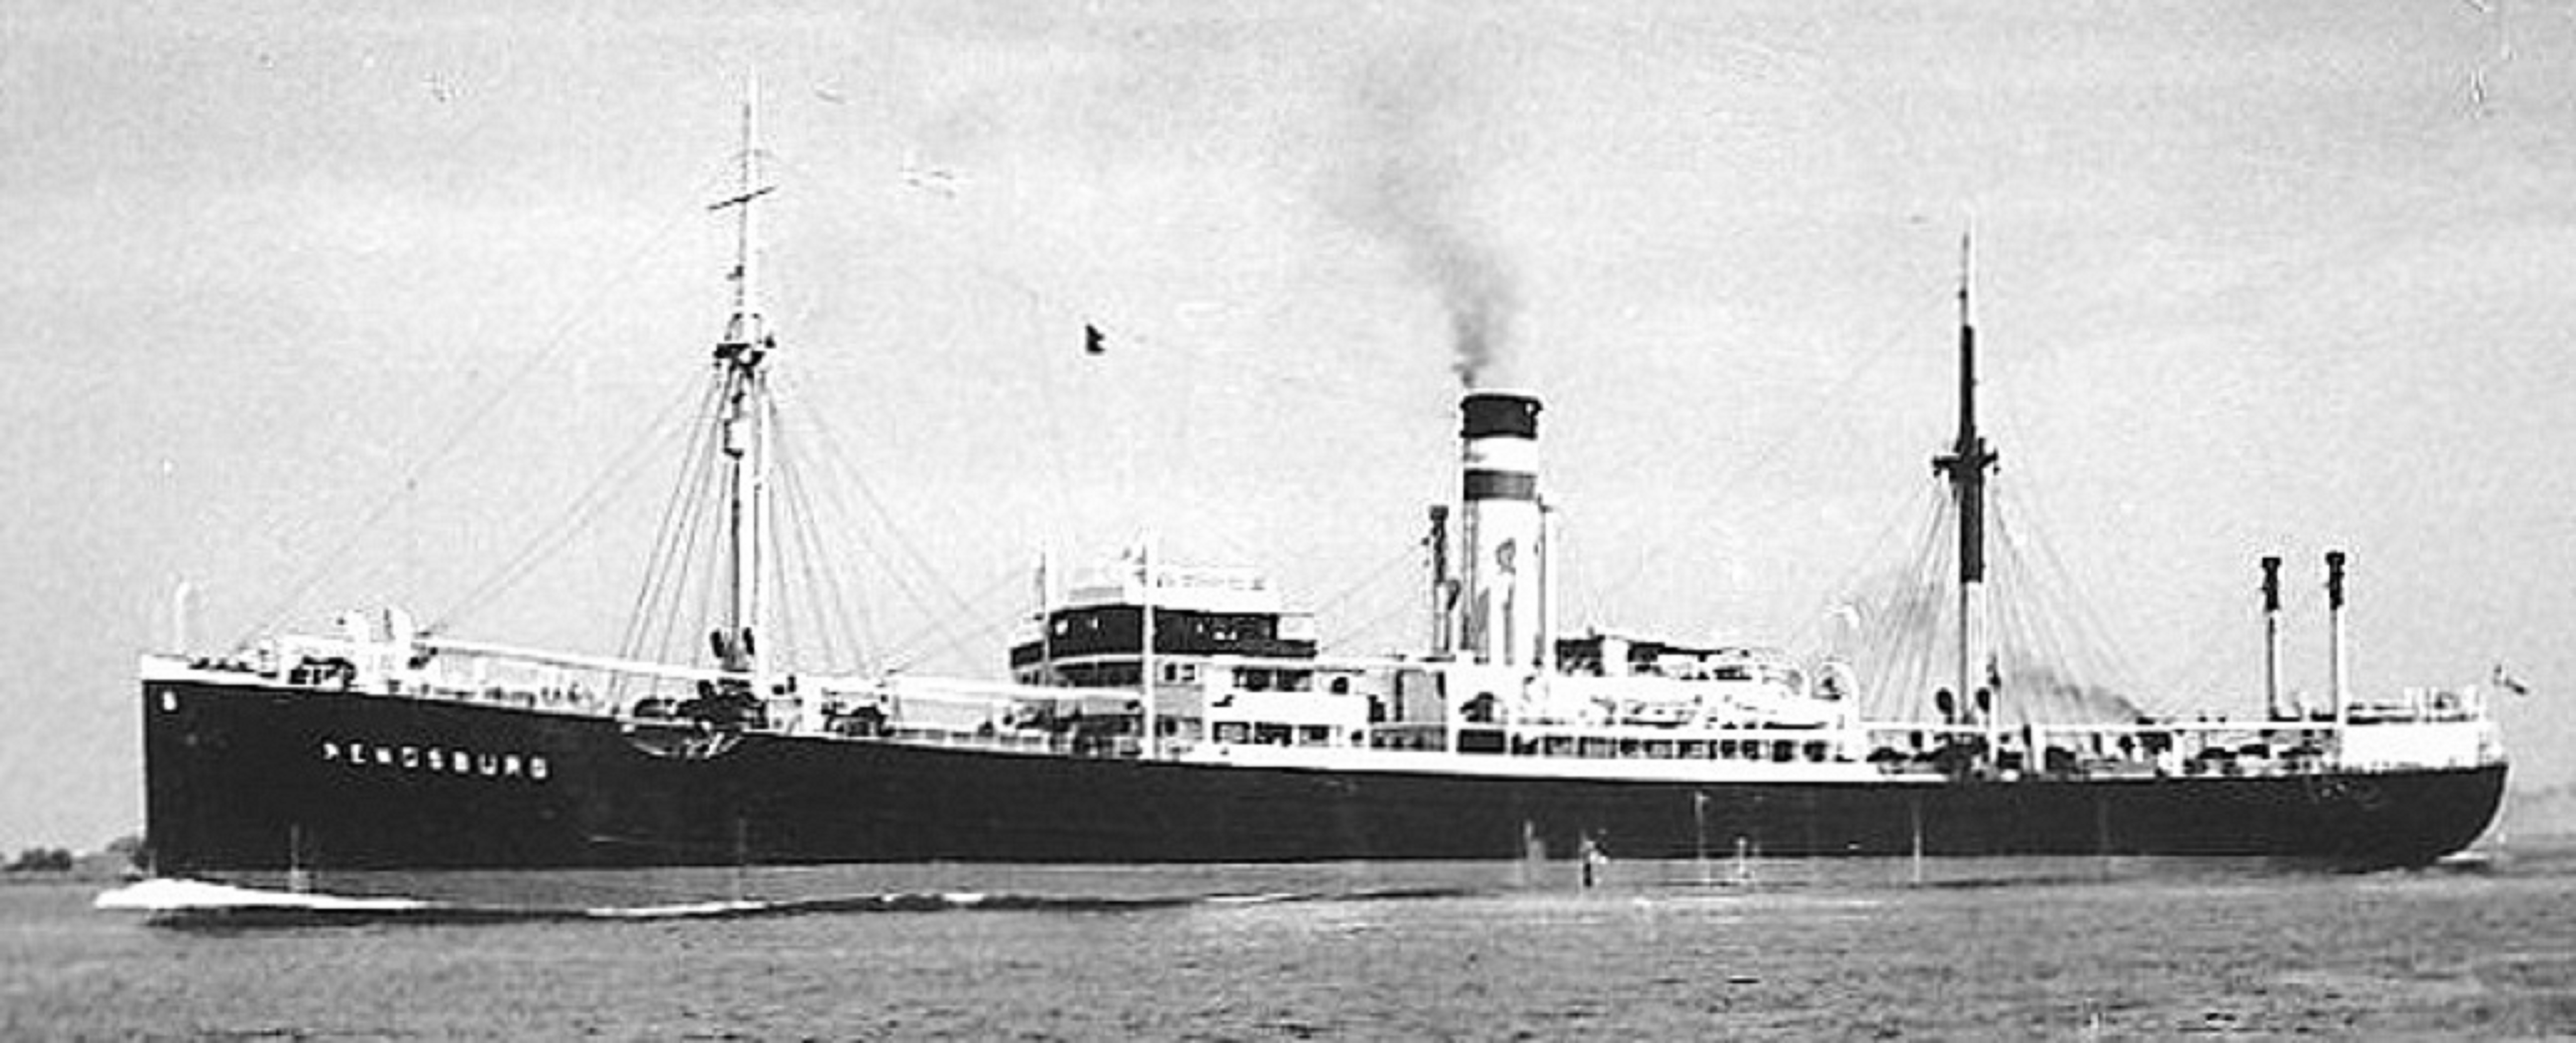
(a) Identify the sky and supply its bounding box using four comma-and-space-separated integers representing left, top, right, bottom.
3, 0, 2574, 848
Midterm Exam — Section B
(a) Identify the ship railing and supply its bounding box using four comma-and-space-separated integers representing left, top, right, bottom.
2021, 709, 2502, 773
1536, 672, 1838, 726
1482, 727, 1851, 765
2344, 686, 2489, 725
396, 638, 1146, 737
1854, 717, 2370, 781
880, 724, 1064, 754
851, 675, 1165, 753
403, 636, 768, 718
874, 675, 1140, 711
162, 631, 618, 717
1193, 657, 1372, 738
419, 635, 737, 684
2332, 709, 2503, 771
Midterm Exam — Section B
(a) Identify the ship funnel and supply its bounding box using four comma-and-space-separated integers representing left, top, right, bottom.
2325, 550, 2349, 722
1458, 391, 1544, 667
2260, 555, 2283, 718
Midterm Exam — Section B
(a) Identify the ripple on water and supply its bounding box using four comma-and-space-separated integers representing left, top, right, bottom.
12, 847, 2576, 1039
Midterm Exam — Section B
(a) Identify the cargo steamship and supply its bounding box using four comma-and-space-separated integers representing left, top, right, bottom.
136, 97, 2506, 880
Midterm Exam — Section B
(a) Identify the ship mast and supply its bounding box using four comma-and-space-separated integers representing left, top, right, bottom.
710, 74, 777, 676
1930, 232, 1998, 753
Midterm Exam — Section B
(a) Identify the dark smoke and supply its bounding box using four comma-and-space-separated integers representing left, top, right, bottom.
1328, 41, 1517, 388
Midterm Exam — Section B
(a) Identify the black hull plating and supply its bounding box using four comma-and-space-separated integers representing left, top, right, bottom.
143, 681, 2507, 876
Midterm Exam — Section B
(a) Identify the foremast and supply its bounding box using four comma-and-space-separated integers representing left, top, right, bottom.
709, 75, 777, 681
1930, 233, 1998, 752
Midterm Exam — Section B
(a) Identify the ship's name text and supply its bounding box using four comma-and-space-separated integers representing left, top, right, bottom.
319, 739, 550, 782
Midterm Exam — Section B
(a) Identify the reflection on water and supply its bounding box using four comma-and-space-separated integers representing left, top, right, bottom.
10, 839, 2576, 1039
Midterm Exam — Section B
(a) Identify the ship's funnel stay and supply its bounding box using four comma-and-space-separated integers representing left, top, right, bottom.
2261, 555, 2283, 718
2326, 550, 2349, 721
1459, 391, 1543, 667
1427, 505, 1456, 657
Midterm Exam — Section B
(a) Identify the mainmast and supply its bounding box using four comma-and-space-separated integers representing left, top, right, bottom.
710, 74, 777, 676
1930, 232, 1998, 747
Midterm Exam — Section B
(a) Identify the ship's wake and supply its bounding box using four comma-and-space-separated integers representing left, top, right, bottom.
93, 876, 1476, 930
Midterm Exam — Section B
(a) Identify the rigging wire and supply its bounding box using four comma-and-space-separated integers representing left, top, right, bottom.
870, 565, 1032, 674
1825, 461, 2168, 728
1789, 477, 1945, 652
765, 149, 1445, 424
687, 455, 728, 667
767, 373, 991, 668
774, 142, 1455, 614
1585, 286, 1951, 612
428, 369, 711, 633
765, 515, 802, 675
772, 142, 1455, 632
618, 375, 730, 674
1313, 542, 1436, 654
1988, 498, 2136, 724
617, 378, 708, 663
763, 441, 874, 678
1322, 596, 1430, 657
769, 451, 834, 671
1308, 541, 1428, 622
1992, 484, 2148, 704
764, 147, 1483, 646
1852, 487, 1956, 721
770, 431, 877, 673
232, 167, 732, 649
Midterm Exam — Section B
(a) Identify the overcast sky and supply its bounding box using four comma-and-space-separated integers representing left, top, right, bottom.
4, 1, 2572, 847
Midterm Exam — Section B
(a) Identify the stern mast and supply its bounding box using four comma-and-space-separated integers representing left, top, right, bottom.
1931, 232, 1999, 755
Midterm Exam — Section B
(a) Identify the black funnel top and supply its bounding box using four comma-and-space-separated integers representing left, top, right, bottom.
1461, 392, 1541, 441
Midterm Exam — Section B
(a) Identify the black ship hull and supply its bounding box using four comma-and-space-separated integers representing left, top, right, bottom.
143, 679, 2507, 877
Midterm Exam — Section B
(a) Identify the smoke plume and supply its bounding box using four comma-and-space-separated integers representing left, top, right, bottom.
1327, 40, 1518, 388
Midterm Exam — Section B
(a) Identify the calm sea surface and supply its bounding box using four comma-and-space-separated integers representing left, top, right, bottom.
8, 843, 2576, 1040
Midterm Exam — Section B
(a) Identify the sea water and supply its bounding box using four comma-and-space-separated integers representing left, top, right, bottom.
8, 843, 2576, 1040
